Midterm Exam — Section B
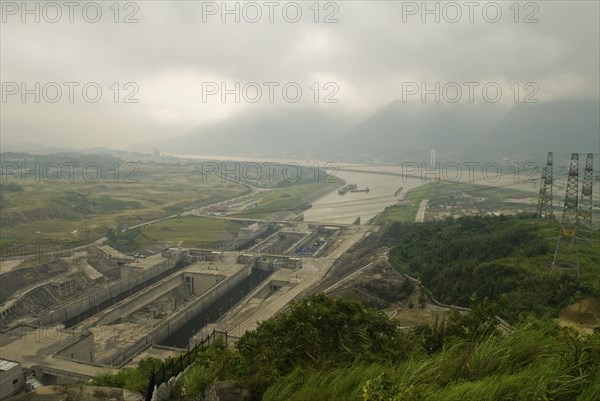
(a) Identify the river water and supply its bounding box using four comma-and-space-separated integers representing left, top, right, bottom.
172, 153, 430, 224
172, 154, 542, 225
304, 168, 425, 224
305, 162, 544, 224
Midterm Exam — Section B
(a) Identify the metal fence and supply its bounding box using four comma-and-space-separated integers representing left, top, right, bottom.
145, 329, 230, 401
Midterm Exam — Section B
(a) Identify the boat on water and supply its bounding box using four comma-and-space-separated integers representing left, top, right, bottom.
338, 184, 357, 195
350, 188, 370, 193
395, 186, 403, 196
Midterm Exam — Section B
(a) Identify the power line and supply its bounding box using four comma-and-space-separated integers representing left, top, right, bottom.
552, 153, 580, 276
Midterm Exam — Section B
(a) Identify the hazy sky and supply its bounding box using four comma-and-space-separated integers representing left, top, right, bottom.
1, 0, 599, 150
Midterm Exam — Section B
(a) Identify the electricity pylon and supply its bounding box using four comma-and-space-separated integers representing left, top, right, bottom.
552, 153, 580, 276
536, 152, 553, 220
578, 153, 593, 242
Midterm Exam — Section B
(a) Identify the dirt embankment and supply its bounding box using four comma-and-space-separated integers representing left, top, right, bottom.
296, 226, 453, 327
327, 259, 454, 326
558, 297, 600, 333
0, 260, 69, 303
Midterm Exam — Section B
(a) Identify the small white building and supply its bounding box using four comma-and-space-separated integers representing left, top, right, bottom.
0, 359, 24, 399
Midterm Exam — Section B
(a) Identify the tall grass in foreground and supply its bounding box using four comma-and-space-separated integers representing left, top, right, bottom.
263, 323, 600, 401
90, 295, 599, 401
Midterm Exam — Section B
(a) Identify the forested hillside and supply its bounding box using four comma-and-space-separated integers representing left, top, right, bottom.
382, 214, 600, 322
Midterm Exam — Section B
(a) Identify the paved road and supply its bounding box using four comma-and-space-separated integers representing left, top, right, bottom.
0, 324, 116, 377
415, 199, 429, 223
228, 225, 374, 335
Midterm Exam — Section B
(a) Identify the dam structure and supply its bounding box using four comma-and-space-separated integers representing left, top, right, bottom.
0, 219, 364, 386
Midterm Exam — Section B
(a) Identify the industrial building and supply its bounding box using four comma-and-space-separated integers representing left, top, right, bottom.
0, 359, 24, 399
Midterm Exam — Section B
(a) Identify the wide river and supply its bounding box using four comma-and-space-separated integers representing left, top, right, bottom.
174, 153, 430, 224
303, 169, 425, 224
173, 154, 541, 225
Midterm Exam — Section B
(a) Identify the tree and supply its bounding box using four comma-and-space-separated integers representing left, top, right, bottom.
236, 294, 400, 386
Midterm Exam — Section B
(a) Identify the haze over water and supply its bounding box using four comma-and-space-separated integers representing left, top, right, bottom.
175, 154, 552, 225
306, 163, 546, 224
304, 169, 424, 224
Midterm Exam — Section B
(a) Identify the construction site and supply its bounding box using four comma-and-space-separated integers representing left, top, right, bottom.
0, 217, 373, 392
0, 152, 597, 400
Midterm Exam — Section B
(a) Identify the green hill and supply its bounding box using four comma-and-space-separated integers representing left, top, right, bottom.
382, 214, 600, 323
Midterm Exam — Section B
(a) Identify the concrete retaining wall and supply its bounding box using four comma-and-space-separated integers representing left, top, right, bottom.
55, 334, 95, 363
109, 266, 252, 367
93, 273, 183, 327
233, 224, 270, 250
35, 256, 180, 326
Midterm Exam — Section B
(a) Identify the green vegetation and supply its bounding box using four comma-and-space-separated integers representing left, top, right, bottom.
233, 182, 334, 219
0, 182, 24, 192
92, 294, 600, 401
0, 153, 249, 256
133, 216, 245, 248
92, 358, 162, 395
179, 342, 239, 396
16, 155, 595, 400
264, 318, 600, 401
89, 212, 599, 401
377, 200, 421, 224
0, 153, 336, 256
211, 161, 331, 189
382, 214, 600, 322
235, 294, 400, 388
377, 181, 537, 225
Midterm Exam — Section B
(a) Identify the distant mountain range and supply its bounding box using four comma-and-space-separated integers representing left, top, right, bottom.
156, 107, 352, 159
158, 98, 599, 162
330, 101, 505, 161
4, 99, 598, 163
469, 99, 600, 159
0, 142, 148, 159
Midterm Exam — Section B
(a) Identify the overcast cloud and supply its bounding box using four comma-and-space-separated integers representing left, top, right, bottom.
1, 0, 598, 150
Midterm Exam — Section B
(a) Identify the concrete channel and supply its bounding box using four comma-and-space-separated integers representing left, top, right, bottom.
106, 266, 271, 366
1, 221, 351, 385
159, 267, 271, 348
33, 255, 188, 328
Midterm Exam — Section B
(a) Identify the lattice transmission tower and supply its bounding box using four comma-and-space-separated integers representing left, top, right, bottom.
578, 153, 594, 242
552, 153, 580, 276
536, 152, 553, 220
